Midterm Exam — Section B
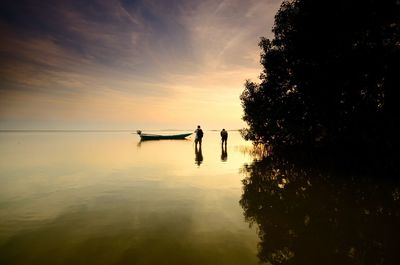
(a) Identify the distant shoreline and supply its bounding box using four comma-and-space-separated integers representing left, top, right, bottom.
0, 129, 241, 133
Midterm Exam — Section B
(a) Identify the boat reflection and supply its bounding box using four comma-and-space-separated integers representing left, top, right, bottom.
136, 139, 190, 148
240, 155, 400, 265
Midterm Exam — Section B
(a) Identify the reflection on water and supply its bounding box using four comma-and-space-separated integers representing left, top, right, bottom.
0, 131, 257, 265
4, 131, 396, 264
195, 145, 203, 166
240, 155, 400, 265
221, 144, 228, 162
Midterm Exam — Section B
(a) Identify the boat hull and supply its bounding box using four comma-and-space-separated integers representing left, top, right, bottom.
139, 133, 192, 141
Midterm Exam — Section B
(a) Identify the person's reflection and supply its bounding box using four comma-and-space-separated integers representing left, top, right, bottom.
195, 144, 203, 166
221, 143, 228, 162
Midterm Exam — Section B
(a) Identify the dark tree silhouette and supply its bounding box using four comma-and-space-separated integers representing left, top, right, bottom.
240, 156, 400, 265
241, 0, 400, 154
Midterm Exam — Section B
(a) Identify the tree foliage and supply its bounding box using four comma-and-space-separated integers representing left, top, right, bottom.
241, 0, 400, 152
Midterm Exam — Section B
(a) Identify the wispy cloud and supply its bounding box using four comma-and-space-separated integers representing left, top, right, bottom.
0, 0, 282, 129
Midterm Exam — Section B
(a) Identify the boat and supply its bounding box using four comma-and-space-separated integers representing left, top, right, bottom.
136, 130, 192, 141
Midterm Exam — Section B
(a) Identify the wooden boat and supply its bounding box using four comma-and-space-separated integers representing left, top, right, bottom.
136, 130, 192, 141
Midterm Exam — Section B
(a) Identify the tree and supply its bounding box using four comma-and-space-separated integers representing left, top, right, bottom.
241, 0, 400, 153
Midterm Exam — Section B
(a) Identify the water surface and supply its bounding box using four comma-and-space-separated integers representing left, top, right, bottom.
0, 131, 258, 265
240, 154, 400, 265
2, 131, 399, 265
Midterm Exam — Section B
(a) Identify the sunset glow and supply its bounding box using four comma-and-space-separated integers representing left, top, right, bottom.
0, 0, 281, 130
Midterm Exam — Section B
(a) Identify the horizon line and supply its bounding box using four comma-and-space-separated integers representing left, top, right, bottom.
0, 129, 242, 132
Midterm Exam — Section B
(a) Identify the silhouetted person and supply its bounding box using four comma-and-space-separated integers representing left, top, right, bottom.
220, 128, 228, 147
195, 144, 203, 166
221, 144, 228, 162
194, 125, 204, 149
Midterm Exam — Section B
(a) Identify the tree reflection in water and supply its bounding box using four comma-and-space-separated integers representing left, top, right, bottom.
240, 155, 400, 265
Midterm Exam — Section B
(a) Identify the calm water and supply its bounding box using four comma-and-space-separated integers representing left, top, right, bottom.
1, 131, 400, 265
0, 131, 259, 265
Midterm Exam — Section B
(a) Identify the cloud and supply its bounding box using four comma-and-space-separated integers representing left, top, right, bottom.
0, 0, 283, 129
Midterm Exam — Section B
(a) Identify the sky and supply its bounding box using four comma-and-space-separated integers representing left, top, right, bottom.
0, 0, 282, 130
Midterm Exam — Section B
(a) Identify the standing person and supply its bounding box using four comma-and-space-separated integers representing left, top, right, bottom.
220, 128, 228, 147
194, 125, 204, 148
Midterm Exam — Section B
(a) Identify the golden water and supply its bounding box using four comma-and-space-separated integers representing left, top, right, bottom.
0, 131, 258, 264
